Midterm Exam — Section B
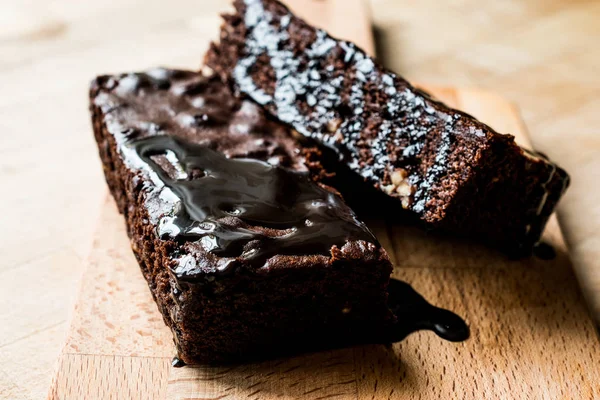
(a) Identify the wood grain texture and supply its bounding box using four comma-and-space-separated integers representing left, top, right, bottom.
63, 193, 174, 359
49, 354, 170, 400
47, 87, 600, 399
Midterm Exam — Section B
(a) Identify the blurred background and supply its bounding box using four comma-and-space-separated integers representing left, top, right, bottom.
0, 0, 598, 398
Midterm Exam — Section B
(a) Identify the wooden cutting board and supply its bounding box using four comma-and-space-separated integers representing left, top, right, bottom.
48, 0, 600, 398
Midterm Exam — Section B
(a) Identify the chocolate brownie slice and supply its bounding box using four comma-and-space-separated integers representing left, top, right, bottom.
205, 0, 570, 253
90, 68, 466, 364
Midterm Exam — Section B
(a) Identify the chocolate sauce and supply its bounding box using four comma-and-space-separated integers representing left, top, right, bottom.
386, 279, 469, 342
132, 135, 376, 275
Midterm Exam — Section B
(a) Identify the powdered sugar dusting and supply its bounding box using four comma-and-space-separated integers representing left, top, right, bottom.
412, 117, 456, 213
233, 0, 486, 216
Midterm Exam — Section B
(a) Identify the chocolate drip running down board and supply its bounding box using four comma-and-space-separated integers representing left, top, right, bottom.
49, 87, 600, 400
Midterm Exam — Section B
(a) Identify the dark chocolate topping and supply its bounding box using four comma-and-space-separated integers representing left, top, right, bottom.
93, 69, 372, 277
387, 279, 469, 342
130, 135, 377, 276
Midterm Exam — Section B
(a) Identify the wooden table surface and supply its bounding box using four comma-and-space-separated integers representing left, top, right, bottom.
0, 0, 598, 399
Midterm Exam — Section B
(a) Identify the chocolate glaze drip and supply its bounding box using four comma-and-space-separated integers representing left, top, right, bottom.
386, 279, 469, 342
131, 135, 377, 274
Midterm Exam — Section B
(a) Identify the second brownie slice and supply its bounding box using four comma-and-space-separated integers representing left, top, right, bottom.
206, 0, 570, 254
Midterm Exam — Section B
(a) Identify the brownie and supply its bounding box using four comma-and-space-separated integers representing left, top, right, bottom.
205, 0, 570, 253
90, 68, 468, 364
